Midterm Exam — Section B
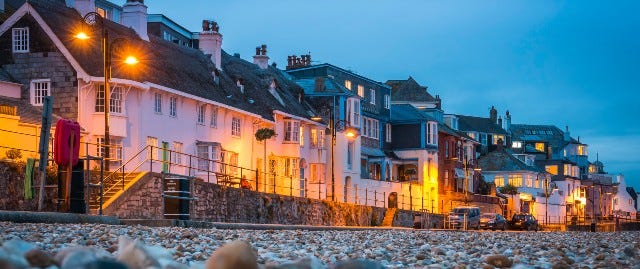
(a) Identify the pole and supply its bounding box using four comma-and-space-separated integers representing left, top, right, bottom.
330, 98, 336, 202
103, 27, 111, 172
545, 176, 548, 225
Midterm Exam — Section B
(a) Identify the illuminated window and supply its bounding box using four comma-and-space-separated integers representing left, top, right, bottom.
492, 135, 505, 145
444, 170, 449, 187
357, 85, 364, 97
299, 126, 304, 147
12, 27, 29, 53
172, 142, 182, 164
545, 165, 558, 175
344, 80, 352, 90
512, 141, 522, 148
577, 145, 588, 156
495, 175, 505, 187
535, 143, 545, 152
30, 79, 50, 106
467, 132, 476, 140
311, 129, 318, 148
525, 174, 532, 187
508, 174, 523, 187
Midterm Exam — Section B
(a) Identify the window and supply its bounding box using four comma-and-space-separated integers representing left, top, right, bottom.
197, 104, 205, 125
309, 164, 325, 184
210, 106, 218, 128
512, 141, 522, 148
577, 145, 588, 156
30, 79, 50, 106
426, 122, 437, 145
372, 119, 379, 139
357, 85, 364, 97
154, 93, 162, 114
344, 80, 352, 90
508, 174, 523, 187
319, 129, 325, 148
96, 136, 122, 166
467, 132, 476, 140
95, 85, 122, 113
12, 28, 29, 53
169, 96, 177, 117
563, 164, 571, 176
525, 174, 533, 188
146, 136, 158, 160
196, 144, 220, 172
172, 142, 182, 165
283, 120, 300, 143
384, 94, 390, 109
347, 142, 354, 170
444, 170, 450, 188
492, 134, 505, 145
284, 157, 299, 177
369, 89, 375, 104
347, 98, 360, 127
385, 123, 392, 143
535, 143, 545, 152
231, 117, 241, 137
299, 126, 305, 147
311, 129, 319, 148
480, 133, 488, 146
494, 175, 505, 187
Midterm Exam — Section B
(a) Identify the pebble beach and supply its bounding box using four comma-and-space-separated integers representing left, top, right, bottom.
1, 222, 639, 268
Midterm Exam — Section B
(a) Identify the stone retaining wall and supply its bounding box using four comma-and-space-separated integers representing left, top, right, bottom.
105, 173, 419, 227
0, 160, 58, 211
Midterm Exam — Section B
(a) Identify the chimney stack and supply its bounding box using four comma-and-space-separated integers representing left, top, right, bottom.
73, 0, 95, 17
489, 106, 497, 124
285, 54, 312, 70
253, 44, 269, 69
122, 0, 149, 41
435, 95, 442, 109
199, 19, 223, 70
505, 110, 511, 132
498, 116, 502, 128
564, 126, 570, 141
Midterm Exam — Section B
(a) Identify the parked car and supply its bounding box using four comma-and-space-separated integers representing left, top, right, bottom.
509, 213, 539, 231
448, 206, 480, 230
479, 213, 507, 231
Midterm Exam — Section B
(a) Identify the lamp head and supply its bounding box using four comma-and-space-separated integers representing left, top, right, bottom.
75, 32, 90, 40
124, 56, 139, 65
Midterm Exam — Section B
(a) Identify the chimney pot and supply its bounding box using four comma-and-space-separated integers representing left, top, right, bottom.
199, 21, 223, 69
490, 106, 497, 124
253, 44, 269, 69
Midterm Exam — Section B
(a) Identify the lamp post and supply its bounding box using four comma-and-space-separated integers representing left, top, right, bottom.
463, 155, 480, 203
77, 12, 138, 171
537, 172, 549, 225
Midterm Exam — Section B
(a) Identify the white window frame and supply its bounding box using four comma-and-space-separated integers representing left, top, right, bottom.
347, 141, 354, 170
299, 126, 305, 147
154, 92, 162, 114
347, 98, 361, 127
169, 96, 177, 117
369, 89, 375, 105
197, 104, 206, 125
319, 129, 325, 148
427, 121, 438, 146
12, 27, 29, 53
384, 94, 390, 109
231, 117, 241, 137
385, 123, 392, 143
97, 136, 122, 165
30, 79, 50, 106
146, 136, 158, 160
283, 120, 300, 143
172, 141, 182, 165
210, 106, 218, 128
311, 129, 318, 148
96, 85, 123, 114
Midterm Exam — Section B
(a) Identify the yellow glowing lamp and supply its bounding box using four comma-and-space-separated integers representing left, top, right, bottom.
123, 56, 139, 65
345, 131, 355, 138
75, 32, 90, 40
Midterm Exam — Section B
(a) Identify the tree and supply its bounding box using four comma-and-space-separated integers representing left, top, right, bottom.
255, 128, 276, 191
476, 176, 491, 195
499, 184, 518, 196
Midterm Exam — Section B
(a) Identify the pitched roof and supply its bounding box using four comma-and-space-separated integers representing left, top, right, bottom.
457, 115, 508, 135
0, 67, 16, 83
478, 149, 542, 172
390, 104, 434, 123
385, 77, 437, 102
293, 77, 356, 96
438, 122, 476, 141
0, 95, 61, 125
22, 0, 312, 121
626, 187, 638, 200
510, 124, 582, 149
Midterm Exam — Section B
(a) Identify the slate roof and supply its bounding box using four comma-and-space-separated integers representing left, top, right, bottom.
390, 104, 434, 123
21, 0, 313, 121
0, 95, 61, 125
478, 148, 542, 173
438, 122, 476, 142
627, 187, 638, 200
0, 67, 16, 83
510, 124, 581, 145
385, 77, 437, 102
457, 115, 508, 135
293, 77, 356, 96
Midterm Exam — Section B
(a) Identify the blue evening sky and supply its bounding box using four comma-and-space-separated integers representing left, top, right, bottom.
147, 1, 640, 190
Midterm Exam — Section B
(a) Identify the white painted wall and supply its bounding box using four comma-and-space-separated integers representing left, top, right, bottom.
614, 174, 637, 218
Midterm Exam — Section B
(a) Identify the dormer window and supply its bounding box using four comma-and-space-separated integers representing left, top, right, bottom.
344, 80, 352, 90
12, 27, 29, 53
236, 79, 244, 93
212, 70, 220, 85
269, 79, 285, 106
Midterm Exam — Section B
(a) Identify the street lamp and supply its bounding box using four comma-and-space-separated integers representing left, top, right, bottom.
312, 98, 358, 202
77, 12, 138, 171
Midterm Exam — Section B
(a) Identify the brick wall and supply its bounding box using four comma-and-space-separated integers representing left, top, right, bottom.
104, 173, 418, 227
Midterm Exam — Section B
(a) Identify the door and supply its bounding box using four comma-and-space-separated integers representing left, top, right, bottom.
162, 141, 169, 173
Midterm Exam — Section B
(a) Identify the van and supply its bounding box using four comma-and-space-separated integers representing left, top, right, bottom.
448, 206, 481, 230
